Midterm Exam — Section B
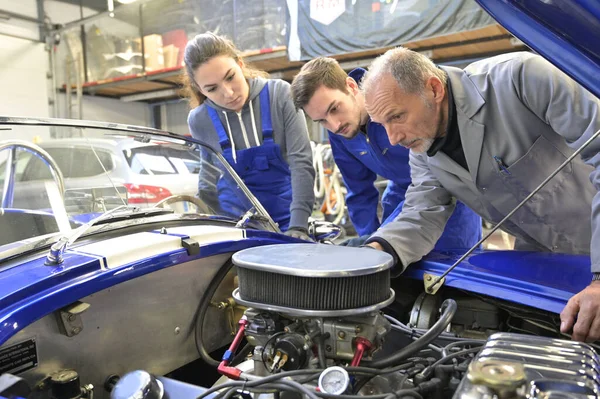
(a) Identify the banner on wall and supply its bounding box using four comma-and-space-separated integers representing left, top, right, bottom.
310, 0, 346, 25
287, 0, 496, 61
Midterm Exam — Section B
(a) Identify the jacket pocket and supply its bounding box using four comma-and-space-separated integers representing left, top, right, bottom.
503, 134, 572, 199
494, 134, 590, 251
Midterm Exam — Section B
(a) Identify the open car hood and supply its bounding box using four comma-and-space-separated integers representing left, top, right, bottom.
476, 0, 600, 99
407, 250, 591, 315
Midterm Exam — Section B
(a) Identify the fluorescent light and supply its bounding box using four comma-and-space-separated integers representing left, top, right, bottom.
117, 0, 139, 3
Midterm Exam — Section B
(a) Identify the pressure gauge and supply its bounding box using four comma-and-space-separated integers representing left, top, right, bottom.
318, 366, 350, 395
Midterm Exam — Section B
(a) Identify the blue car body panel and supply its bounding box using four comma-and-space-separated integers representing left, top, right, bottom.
475, 0, 600, 100
0, 230, 295, 345
0, 230, 590, 346
408, 251, 591, 315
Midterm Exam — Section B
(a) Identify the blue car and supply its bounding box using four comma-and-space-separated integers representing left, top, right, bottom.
0, 1, 599, 398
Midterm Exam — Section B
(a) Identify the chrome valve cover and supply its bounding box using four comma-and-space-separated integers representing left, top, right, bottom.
453, 332, 600, 398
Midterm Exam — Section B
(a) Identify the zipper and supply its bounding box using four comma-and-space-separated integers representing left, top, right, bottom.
362, 123, 391, 156
364, 131, 388, 156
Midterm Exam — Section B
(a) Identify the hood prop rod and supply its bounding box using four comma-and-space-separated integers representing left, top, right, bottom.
425, 127, 600, 295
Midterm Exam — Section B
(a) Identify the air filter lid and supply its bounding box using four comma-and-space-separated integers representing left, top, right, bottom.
232, 243, 394, 277
232, 244, 395, 316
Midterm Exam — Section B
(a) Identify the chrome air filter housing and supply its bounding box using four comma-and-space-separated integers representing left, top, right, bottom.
232, 243, 395, 317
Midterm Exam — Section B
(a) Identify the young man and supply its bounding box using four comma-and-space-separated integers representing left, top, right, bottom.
360, 48, 600, 342
291, 57, 482, 248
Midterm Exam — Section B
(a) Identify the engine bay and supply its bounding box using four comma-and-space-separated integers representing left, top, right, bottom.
1, 244, 597, 399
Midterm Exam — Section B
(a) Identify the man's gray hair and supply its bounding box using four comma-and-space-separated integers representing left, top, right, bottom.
362, 47, 447, 95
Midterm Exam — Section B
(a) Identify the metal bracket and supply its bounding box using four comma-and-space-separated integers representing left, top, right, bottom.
182, 238, 200, 256
210, 298, 238, 336
57, 301, 90, 337
423, 273, 445, 296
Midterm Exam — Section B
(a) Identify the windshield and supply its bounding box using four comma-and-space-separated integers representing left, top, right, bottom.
0, 118, 277, 257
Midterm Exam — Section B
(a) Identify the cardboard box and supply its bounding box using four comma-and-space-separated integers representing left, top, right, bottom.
162, 29, 187, 67
163, 44, 180, 68
137, 34, 164, 72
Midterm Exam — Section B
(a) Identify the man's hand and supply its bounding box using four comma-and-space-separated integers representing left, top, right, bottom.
560, 281, 600, 342
339, 235, 370, 247
366, 242, 384, 251
284, 227, 314, 242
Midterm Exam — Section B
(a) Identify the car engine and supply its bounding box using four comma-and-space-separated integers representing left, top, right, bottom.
232, 243, 395, 374
107, 244, 599, 399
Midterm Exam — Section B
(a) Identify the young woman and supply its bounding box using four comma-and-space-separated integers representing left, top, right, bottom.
183, 32, 315, 239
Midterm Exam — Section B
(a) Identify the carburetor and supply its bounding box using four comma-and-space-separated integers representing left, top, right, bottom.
243, 308, 391, 372
230, 244, 396, 372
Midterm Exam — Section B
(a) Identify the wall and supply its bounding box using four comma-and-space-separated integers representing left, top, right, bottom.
0, 0, 40, 41
55, 94, 151, 126
0, 36, 50, 118
0, 1, 49, 118
44, 1, 150, 125
0, 0, 151, 125
165, 100, 190, 135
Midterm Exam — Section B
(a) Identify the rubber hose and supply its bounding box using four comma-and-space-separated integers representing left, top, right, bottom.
368, 299, 457, 368
315, 335, 327, 369
194, 260, 234, 368
231, 342, 253, 366
441, 339, 484, 358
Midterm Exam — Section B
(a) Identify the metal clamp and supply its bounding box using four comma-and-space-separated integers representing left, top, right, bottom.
57, 301, 90, 337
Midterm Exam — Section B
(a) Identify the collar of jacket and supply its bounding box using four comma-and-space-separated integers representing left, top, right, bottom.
431, 66, 486, 182
441, 66, 485, 118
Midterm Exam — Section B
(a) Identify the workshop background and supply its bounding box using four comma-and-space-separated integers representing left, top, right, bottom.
0, 0, 525, 247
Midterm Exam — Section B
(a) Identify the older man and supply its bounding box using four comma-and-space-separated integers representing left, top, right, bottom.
362, 48, 600, 342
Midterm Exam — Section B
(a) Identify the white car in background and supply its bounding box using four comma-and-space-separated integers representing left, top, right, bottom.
0, 137, 201, 212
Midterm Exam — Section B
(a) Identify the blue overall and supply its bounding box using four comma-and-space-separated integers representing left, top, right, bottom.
329, 68, 482, 249
207, 86, 293, 231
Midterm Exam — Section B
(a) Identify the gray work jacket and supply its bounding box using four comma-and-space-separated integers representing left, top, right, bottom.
369, 52, 600, 272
